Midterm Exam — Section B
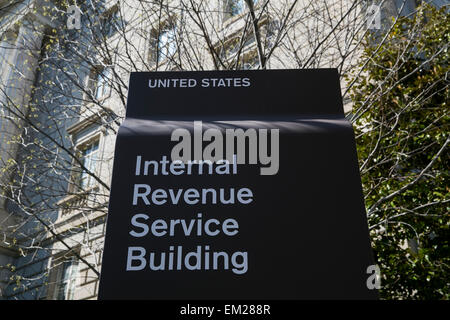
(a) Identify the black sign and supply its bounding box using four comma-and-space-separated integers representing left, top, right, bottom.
98, 69, 378, 299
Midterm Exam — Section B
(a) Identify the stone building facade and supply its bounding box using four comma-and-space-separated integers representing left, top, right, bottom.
0, 0, 433, 299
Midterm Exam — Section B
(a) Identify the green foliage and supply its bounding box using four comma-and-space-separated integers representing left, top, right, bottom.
348, 4, 449, 299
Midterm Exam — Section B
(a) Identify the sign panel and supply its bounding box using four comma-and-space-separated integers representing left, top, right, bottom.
98, 69, 378, 299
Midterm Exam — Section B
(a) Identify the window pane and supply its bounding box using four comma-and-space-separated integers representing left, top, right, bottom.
95, 68, 111, 99
56, 257, 78, 300
228, 0, 258, 17
79, 140, 99, 189
230, 0, 245, 16
158, 28, 176, 62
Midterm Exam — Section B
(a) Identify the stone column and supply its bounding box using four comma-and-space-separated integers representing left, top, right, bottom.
0, 14, 46, 299
0, 26, 21, 241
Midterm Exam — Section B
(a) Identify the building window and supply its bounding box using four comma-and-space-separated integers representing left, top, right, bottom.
56, 257, 79, 300
394, 0, 417, 16
59, 122, 104, 217
87, 66, 112, 100
77, 139, 100, 190
95, 67, 112, 100
229, 0, 246, 16
102, 4, 122, 37
68, 135, 100, 194
149, 20, 177, 65
158, 27, 177, 63
49, 254, 79, 300
225, 0, 258, 19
